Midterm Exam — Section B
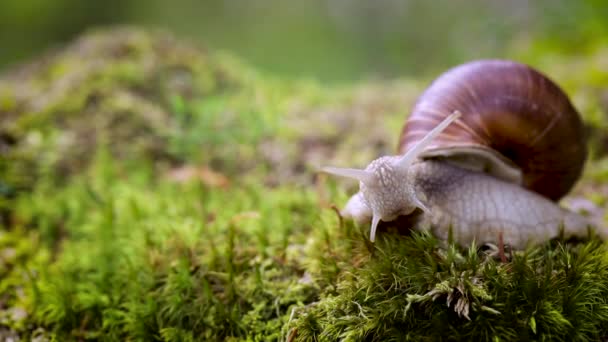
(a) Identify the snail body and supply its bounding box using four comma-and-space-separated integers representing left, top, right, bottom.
323, 60, 602, 249
406, 160, 589, 248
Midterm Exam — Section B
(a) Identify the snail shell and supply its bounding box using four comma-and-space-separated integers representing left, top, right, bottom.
399, 60, 587, 201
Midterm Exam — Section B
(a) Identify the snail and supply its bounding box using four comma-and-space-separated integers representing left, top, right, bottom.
323, 59, 604, 249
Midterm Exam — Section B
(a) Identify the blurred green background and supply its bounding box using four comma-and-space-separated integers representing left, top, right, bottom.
1, 0, 607, 82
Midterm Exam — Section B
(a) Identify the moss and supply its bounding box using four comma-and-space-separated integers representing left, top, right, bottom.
6, 156, 608, 341
0, 27, 266, 193
290, 232, 608, 341
6, 152, 325, 340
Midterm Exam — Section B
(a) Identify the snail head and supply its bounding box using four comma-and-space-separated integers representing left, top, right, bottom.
322, 111, 461, 242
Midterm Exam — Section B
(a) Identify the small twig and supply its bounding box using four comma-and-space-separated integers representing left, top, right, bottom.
286, 328, 298, 342
284, 302, 319, 342
498, 231, 507, 263
315, 173, 329, 208
330, 204, 344, 230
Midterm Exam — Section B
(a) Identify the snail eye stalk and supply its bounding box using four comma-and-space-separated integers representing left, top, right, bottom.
396, 111, 461, 169
320, 167, 374, 184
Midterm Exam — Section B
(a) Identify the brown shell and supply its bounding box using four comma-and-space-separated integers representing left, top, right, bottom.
399, 60, 587, 201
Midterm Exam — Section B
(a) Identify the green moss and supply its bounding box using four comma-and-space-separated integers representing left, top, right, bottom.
0, 27, 266, 191
7, 156, 608, 341
6, 153, 324, 340
290, 232, 608, 341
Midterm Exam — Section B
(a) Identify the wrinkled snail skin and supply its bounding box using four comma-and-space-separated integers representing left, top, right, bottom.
408, 161, 593, 249
324, 59, 604, 248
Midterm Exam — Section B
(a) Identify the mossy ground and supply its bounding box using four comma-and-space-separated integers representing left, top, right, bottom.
2, 27, 608, 341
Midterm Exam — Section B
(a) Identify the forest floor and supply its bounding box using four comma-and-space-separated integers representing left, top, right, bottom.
2, 27, 608, 341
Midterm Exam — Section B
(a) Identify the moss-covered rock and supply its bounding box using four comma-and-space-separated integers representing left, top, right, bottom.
0, 27, 247, 188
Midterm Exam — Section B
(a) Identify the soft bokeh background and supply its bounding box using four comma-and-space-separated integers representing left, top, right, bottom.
2, 0, 607, 82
